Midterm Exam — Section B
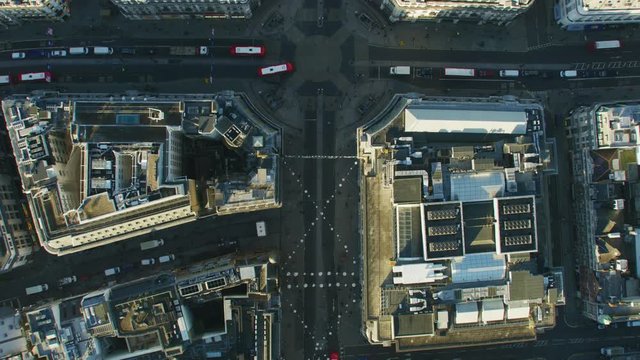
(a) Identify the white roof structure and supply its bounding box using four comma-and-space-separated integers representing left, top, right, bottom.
481, 298, 505, 322
450, 171, 505, 202
455, 302, 479, 324
392, 263, 447, 285
436, 310, 449, 329
239, 266, 257, 280
451, 253, 506, 283
506, 300, 531, 320
0, 308, 27, 357
404, 108, 528, 134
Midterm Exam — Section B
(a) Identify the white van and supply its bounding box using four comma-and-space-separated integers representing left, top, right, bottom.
11, 52, 25, 60
93, 47, 113, 55
69, 47, 89, 55
141, 258, 155, 266
104, 267, 121, 276
158, 254, 175, 263
499, 70, 520, 77
560, 70, 578, 78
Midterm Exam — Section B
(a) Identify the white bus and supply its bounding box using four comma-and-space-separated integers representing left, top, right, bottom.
589, 40, 621, 51
19, 71, 52, 83
444, 68, 475, 77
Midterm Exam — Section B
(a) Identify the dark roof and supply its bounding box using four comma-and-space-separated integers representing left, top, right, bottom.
509, 271, 544, 301
393, 177, 422, 204
395, 313, 434, 337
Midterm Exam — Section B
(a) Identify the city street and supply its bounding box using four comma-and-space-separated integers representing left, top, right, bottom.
0, 0, 640, 359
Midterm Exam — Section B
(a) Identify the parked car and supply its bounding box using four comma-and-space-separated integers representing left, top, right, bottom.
521, 70, 541, 77
50, 50, 67, 57
158, 254, 175, 263
477, 70, 496, 78
58, 275, 77, 286
104, 267, 121, 276
141, 258, 155, 266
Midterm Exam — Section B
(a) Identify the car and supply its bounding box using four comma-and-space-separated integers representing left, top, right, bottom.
330, 352, 339, 360
104, 267, 121, 276
141, 258, 155, 266
11, 52, 25, 60
560, 70, 580, 78
415, 67, 433, 78
58, 276, 77, 286
521, 70, 540, 77
158, 254, 175, 263
120, 48, 136, 55
477, 70, 496, 78
49, 50, 67, 57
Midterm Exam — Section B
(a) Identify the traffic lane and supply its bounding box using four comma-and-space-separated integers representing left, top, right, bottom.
0, 56, 271, 69
1, 209, 280, 306
21, 63, 260, 83
4, 38, 265, 52
369, 44, 640, 64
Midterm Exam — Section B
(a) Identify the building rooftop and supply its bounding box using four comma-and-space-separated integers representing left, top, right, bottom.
581, 0, 640, 12
2, 92, 281, 255
508, 271, 544, 301
360, 95, 553, 349
394, 313, 434, 338
404, 107, 528, 135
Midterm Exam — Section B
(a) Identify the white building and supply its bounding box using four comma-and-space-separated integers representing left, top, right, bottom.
0, 0, 69, 28
380, 0, 534, 25
555, 0, 640, 30
109, 0, 261, 20
0, 173, 36, 273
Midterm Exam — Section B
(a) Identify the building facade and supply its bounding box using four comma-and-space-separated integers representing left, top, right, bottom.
109, 0, 260, 20
0, 122, 36, 273
555, 0, 640, 30
566, 102, 640, 325
380, 0, 534, 25
0, 0, 69, 28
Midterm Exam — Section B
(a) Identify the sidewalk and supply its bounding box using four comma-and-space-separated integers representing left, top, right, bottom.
0, 0, 261, 44
353, 0, 640, 53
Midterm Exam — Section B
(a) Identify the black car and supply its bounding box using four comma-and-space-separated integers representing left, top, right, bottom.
120, 47, 136, 55
522, 70, 541, 77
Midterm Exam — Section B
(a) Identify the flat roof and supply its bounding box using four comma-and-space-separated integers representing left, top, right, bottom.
509, 271, 544, 301
455, 302, 479, 324
393, 177, 422, 204
395, 313, 434, 338
404, 108, 527, 135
